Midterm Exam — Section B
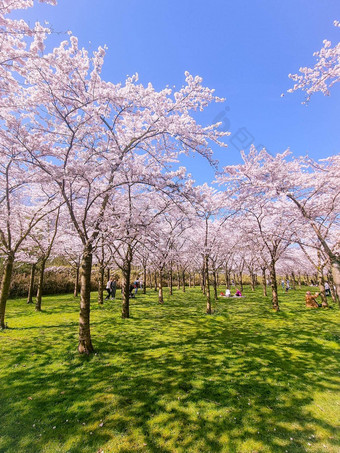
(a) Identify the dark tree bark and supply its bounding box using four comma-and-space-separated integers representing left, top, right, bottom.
297, 273, 302, 288
239, 272, 244, 292
269, 259, 279, 311
154, 271, 158, 292
201, 263, 205, 293
327, 271, 339, 305
250, 272, 255, 291
212, 270, 218, 300
78, 244, 94, 354
169, 265, 173, 296
205, 254, 211, 314
98, 264, 105, 305
182, 270, 186, 292
73, 265, 79, 297
0, 252, 15, 329
225, 264, 231, 289
233, 273, 237, 286
262, 267, 267, 297
122, 248, 132, 319
35, 208, 60, 313
35, 257, 47, 311
291, 272, 296, 290
27, 262, 36, 304
317, 268, 327, 306
143, 266, 146, 295
330, 261, 340, 306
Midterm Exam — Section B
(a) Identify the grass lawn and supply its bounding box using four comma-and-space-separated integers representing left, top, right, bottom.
0, 286, 339, 453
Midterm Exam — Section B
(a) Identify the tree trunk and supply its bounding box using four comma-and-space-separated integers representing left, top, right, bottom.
107, 268, 110, 281
98, 264, 105, 305
0, 252, 15, 329
317, 268, 327, 305
78, 244, 94, 354
122, 255, 132, 319
169, 266, 173, 296
330, 260, 340, 307
262, 267, 267, 297
212, 270, 218, 300
74, 265, 79, 297
188, 273, 191, 288
201, 261, 205, 293
27, 262, 36, 304
158, 269, 164, 304
291, 272, 296, 290
269, 260, 279, 311
227, 270, 230, 288
148, 270, 152, 289
250, 272, 255, 291
143, 266, 146, 295
35, 258, 47, 312
154, 271, 158, 292
239, 272, 243, 291
177, 269, 181, 290
327, 270, 339, 305
182, 270, 186, 292
205, 255, 211, 314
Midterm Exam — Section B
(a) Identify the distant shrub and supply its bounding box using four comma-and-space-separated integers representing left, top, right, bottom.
9, 266, 98, 298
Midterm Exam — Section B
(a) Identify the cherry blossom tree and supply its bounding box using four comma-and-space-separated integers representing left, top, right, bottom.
54, 229, 83, 297
0, 152, 59, 328
0, 0, 59, 328
6, 24, 227, 351
218, 150, 298, 310
189, 184, 227, 314
2, 0, 230, 349
148, 205, 191, 304
287, 21, 340, 102
237, 148, 340, 302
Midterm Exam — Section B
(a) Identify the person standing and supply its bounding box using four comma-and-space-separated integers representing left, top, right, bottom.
281, 280, 285, 290
134, 277, 140, 296
324, 282, 330, 296
105, 278, 112, 300
110, 278, 117, 300
285, 280, 290, 292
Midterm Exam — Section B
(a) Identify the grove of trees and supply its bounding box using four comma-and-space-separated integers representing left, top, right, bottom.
1, 1, 339, 354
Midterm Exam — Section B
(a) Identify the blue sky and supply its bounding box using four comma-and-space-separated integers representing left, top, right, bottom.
14, 0, 340, 184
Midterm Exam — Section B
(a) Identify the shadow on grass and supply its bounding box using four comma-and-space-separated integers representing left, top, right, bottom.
0, 287, 339, 452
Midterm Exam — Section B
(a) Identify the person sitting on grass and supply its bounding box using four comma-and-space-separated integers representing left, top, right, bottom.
305, 291, 321, 308
235, 288, 242, 297
225, 288, 231, 297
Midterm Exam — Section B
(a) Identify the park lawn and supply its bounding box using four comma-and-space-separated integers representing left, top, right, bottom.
0, 287, 339, 453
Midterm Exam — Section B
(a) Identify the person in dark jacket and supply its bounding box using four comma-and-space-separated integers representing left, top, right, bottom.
110, 279, 117, 299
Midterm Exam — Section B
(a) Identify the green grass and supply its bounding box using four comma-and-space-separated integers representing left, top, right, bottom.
0, 286, 339, 453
